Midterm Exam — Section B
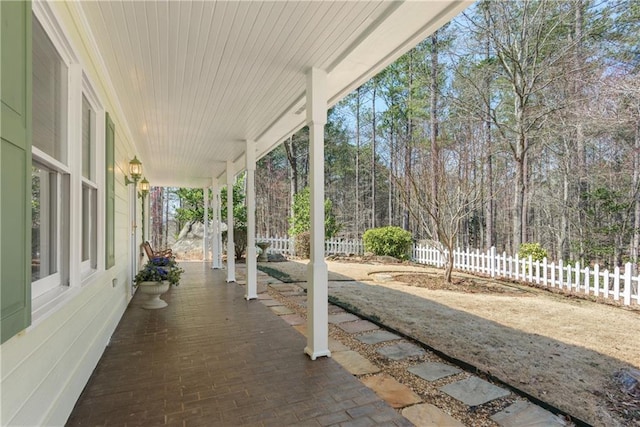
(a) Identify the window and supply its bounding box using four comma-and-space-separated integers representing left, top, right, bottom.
81, 94, 98, 273
31, 162, 70, 298
32, 15, 67, 164
31, 13, 70, 296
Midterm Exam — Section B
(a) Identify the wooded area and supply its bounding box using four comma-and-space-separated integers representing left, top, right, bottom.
152, 0, 639, 268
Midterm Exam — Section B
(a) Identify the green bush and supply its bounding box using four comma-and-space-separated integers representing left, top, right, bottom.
519, 243, 548, 262
289, 188, 340, 239
363, 226, 412, 260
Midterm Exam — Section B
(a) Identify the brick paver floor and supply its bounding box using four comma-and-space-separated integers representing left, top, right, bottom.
66, 262, 411, 426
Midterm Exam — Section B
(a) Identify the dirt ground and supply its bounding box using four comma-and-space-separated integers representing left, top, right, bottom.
265, 258, 640, 426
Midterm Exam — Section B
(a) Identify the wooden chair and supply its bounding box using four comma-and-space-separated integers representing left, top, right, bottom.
142, 241, 173, 259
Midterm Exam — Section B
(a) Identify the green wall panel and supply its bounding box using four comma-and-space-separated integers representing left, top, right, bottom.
1, 0, 32, 343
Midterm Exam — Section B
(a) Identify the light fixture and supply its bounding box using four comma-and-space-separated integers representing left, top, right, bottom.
125, 156, 143, 185
139, 177, 150, 197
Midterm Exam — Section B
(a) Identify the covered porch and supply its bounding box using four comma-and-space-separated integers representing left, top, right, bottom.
66, 263, 409, 426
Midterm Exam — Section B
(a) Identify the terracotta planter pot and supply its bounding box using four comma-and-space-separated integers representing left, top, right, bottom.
137, 281, 170, 309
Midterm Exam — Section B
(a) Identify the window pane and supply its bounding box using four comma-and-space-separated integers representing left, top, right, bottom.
32, 163, 58, 282
32, 15, 67, 164
82, 185, 97, 269
82, 95, 93, 180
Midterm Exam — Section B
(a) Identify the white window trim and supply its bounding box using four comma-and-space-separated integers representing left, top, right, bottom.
80, 72, 105, 279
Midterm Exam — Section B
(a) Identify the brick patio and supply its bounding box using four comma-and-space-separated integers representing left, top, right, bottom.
66, 262, 411, 426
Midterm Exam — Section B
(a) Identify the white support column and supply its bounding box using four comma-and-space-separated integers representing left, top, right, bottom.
216, 185, 223, 268
211, 180, 223, 269
203, 186, 209, 261
226, 162, 236, 282
305, 68, 331, 360
245, 140, 258, 300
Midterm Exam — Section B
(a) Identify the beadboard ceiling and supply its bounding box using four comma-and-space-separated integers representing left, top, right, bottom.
79, 1, 470, 188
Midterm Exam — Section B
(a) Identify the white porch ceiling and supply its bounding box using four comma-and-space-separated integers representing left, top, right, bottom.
79, 1, 471, 188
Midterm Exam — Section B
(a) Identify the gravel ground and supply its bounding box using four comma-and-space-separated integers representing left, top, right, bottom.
260, 259, 640, 427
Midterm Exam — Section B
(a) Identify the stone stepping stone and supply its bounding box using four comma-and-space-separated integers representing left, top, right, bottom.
280, 290, 306, 297
269, 284, 300, 292
402, 403, 465, 427
269, 305, 295, 315
491, 401, 567, 427
336, 320, 379, 334
293, 324, 307, 337
328, 312, 360, 324
329, 338, 350, 352
356, 330, 401, 345
360, 374, 422, 408
408, 362, 462, 382
439, 377, 510, 406
279, 314, 304, 326
332, 350, 380, 375
259, 299, 282, 307
376, 341, 425, 360
328, 305, 346, 314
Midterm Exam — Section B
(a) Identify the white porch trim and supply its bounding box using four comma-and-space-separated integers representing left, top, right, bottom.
304, 68, 331, 360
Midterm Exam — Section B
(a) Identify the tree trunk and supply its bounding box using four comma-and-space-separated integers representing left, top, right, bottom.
371, 80, 377, 229
632, 119, 640, 261
355, 86, 361, 236
430, 32, 440, 234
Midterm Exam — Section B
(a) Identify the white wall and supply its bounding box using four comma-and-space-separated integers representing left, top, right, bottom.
0, 2, 143, 425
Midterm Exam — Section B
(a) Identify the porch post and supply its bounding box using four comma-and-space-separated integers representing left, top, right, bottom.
211, 180, 222, 269
226, 162, 236, 282
216, 185, 223, 268
245, 140, 258, 300
304, 68, 331, 360
203, 186, 209, 261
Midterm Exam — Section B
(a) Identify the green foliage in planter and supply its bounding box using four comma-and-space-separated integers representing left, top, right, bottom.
362, 226, 412, 260
135, 256, 184, 286
289, 187, 340, 239
519, 243, 548, 262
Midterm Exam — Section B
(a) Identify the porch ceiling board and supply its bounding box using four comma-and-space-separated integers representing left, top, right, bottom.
79, 1, 471, 188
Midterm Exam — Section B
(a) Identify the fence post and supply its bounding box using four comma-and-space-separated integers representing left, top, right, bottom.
603, 269, 609, 298
490, 247, 496, 278
528, 255, 533, 283
574, 261, 581, 292
593, 264, 600, 297
614, 266, 621, 300
542, 258, 547, 286
623, 263, 632, 306
584, 266, 590, 295
558, 260, 563, 289
502, 251, 507, 278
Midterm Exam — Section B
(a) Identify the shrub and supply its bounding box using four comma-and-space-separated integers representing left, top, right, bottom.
294, 231, 311, 259
519, 243, 548, 262
362, 226, 412, 260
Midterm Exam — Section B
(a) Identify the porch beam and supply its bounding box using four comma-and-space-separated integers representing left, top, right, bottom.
245, 140, 258, 300
203, 185, 209, 261
304, 68, 331, 360
226, 161, 236, 282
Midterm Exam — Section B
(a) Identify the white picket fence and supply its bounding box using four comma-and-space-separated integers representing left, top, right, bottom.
256, 236, 364, 256
256, 236, 639, 306
413, 244, 640, 306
